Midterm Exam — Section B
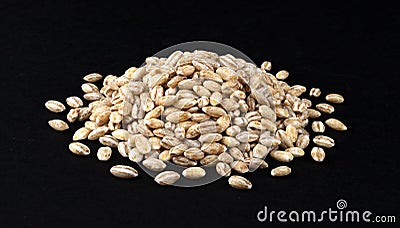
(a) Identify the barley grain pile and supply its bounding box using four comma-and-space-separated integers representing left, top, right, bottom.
45, 50, 347, 190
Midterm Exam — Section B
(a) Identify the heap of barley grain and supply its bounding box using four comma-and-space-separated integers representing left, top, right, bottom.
45, 50, 347, 190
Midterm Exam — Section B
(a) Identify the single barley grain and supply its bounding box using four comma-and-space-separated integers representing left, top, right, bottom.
307, 109, 321, 119
87, 126, 108, 140
110, 165, 138, 178
83, 73, 102, 82
99, 135, 119, 148
230, 161, 249, 173
129, 148, 144, 163
154, 171, 180, 185
48, 119, 69, 131
285, 147, 305, 157
66, 96, 83, 108
269, 150, 294, 162
271, 166, 291, 177
276, 70, 289, 80
182, 167, 206, 179
228, 175, 252, 190
309, 88, 321, 97
325, 93, 344, 103
97, 147, 112, 161
45, 100, 66, 113
311, 121, 325, 133
313, 135, 335, 148
325, 118, 347, 131
69, 142, 90, 155
117, 142, 129, 157
261, 61, 272, 71
142, 157, 167, 171
316, 103, 335, 114
73, 127, 91, 140
311, 147, 325, 162
216, 162, 232, 176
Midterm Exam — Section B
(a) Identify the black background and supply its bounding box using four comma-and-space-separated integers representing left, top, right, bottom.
1, 1, 399, 227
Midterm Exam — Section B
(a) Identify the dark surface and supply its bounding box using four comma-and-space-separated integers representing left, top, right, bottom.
1, 1, 399, 227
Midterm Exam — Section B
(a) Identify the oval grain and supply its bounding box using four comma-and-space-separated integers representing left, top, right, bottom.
313, 135, 335, 148
66, 96, 83, 108
135, 134, 152, 154
69, 142, 90, 156
228, 175, 252, 190
154, 171, 180, 185
83, 73, 102, 82
325, 118, 347, 131
231, 161, 249, 174
316, 103, 335, 114
269, 151, 294, 162
325, 93, 344, 103
48, 119, 69, 131
166, 111, 192, 123
110, 165, 138, 178
73, 127, 90, 141
142, 158, 167, 171
271, 166, 291, 177
311, 147, 325, 162
182, 167, 206, 179
311, 121, 325, 133
45, 100, 66, 113
87, 126, 108, 140
216, 162, 231, 177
